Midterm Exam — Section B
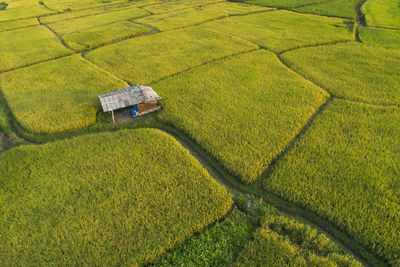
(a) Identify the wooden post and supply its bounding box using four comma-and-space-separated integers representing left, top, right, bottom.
111, 110, 115, 124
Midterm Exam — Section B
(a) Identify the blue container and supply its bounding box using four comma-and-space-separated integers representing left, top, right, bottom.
131, 106, 139, 118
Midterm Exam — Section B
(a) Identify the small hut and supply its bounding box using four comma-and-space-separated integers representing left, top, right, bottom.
98, 86, 161, 123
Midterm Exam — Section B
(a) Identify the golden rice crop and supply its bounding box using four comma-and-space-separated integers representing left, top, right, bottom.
136, 2, 271, 31
45, 6, 149, 35
85, 27, 257, 85
199, 10, 353, 52
0, 54, 127, 134
0, 26, 72, 72
0, 128, 232, 265
234, 209, 362, 266
62, 21, 152, 50
153, 50, 329, 183
281, 42, 400, 105
265, 99, 400, 264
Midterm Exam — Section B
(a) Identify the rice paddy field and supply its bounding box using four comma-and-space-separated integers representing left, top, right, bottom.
0, 0, 399, 265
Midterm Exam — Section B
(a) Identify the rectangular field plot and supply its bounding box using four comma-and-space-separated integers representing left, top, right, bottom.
359, 27, 400, 49
46, 7, 149, 35
234, 207, 361, 266
293, 0, 359, 19
199, 10, 353, 53
0, 0, 55, 21
0, 18, 38, 32
136, 2, 271, 31
0, 26, 72, 72
142, 0, 223, 14
153, 50, 329, 183
63, 21, 152, 50
0, 55, 127, 134
281, 43, 400, 105
0, 128, 232, 265
85, 27, 257, 85
40, 2, 138, 24
42, 0, 127, 12
244, 0, 325, 8
264, 99, 400, 265
362, 0, 400, 29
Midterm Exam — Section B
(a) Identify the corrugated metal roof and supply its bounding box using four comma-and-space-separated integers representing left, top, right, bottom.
98, 86, 161, 112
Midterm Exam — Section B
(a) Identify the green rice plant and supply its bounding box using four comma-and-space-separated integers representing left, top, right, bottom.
0, 0, 55, 21
85, 27, 257, 85
63, 21, 152, 50
0, 2, 7, 10
40, 2, 138, 23
234, 210, 362, 266
151, 209, 253, 266
264, 99, 400, 264
0, 26, 72, 72
0, 128, 232, 265
0, 55, 127, 134
153, 50, 329, 183
143, 0, 224, 14
362, 0, 400, 29
0, 17, 38, 31
244, 0, 325, 8
359, 27, 400, 49
0, 94, 24, 146
136, 2, 271, 31
42, 0, 127, 12
46, 6, 149, 34
293, 0, 359, 18
281, 42, 400, 105
199, 10, 353, 53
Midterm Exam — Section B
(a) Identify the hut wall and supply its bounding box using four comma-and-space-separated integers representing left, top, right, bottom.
138, 101, 158, 113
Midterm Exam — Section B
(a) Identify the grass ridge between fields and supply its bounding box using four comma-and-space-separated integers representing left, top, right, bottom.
0, 3, 399, 264
0, 7, 352, 74
37, 18, 75, 50
0, 88, 388, 266
154, 124, 386, 267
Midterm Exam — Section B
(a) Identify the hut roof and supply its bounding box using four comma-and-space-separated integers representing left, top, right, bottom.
98, 86, 161, 112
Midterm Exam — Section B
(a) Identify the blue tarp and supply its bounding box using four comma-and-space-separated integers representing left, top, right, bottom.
131, 106, 139, 118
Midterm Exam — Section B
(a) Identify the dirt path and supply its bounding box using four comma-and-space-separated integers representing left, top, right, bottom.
155, 126, 384, 267
0, 131, 10, 152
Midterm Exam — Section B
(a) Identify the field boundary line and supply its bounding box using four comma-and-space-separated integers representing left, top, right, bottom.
37, 2, 149, 25
365, 25, 400, 31
58, 20, 160, 51
272, 51, 331, 96
80, 53, 130, 87
38, 0, 224, 27
38, 0, 61, 14
150, 123, 384, 267
261, 96, 332, 181
333, 96, 400, 108
140, 0, 225, 15
278, 39, 353, 54
1, 6, 268, 74
149, 48, 260, 85
0, 23, 39, 34
0, 1, 144, 24
37, 18, 75, 50
0, 52, 74, 74
228, 0, 354, 20
276, 51, 400, 108
47, 12, 152, 36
